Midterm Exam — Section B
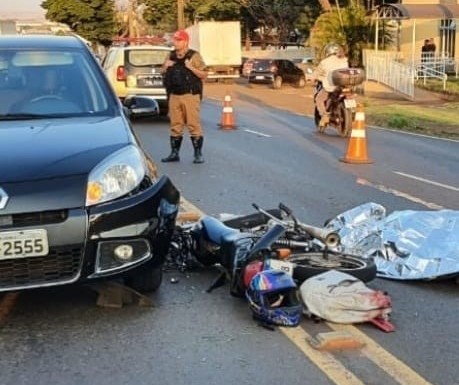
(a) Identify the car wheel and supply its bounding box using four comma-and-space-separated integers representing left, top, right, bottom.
273, 76, 283, 89
296, 76, 306, 88
125, 266, 163, 293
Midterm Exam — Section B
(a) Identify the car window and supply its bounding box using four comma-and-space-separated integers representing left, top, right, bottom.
0, 48, 115, 118
101, 49, 116, 68
252, 59, 273, 71
284, 60, 295, 71
127, 49, 170, 66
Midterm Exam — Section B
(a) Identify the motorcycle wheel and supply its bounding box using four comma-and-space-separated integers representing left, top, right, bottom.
288, 251, 377, 283
314, 107, 326, 133
337, 104, 353, 137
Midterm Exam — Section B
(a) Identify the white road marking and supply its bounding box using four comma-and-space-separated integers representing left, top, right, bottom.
356, 178, 444, 209
370, 126, 459, 142
393, 171, 459, 192
243, 129, 272, 137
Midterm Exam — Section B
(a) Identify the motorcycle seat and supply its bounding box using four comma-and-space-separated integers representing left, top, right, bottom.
200, 216, 242, 244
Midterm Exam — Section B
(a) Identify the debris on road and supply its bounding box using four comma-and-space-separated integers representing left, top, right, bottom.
87, 281, 154, 308
299, 270, 393, 332
309, 331, 365, 351
325, 203, 459, 280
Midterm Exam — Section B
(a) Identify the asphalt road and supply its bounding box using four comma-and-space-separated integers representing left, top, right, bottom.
0, 82, 457, 385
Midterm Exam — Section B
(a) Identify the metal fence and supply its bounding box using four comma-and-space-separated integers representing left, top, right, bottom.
363, 50, 458, 99
363, 50, 415, 99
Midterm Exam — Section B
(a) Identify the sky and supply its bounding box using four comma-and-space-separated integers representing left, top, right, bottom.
0, 0, 127, 20
0, 0, 46, 20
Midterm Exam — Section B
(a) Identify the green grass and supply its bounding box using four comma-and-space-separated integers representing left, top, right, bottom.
416, 77, 459, 99
364, 102, 459, 139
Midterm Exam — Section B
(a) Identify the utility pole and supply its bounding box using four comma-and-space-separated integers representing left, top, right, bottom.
177, 0, 185, 29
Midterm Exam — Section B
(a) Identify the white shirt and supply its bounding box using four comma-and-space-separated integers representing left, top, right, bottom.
314, 55, 349, 92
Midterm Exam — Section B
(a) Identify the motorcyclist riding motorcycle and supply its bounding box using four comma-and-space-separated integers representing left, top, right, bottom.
313, 43, 349, 127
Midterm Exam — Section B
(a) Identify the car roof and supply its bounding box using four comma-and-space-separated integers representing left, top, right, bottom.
0, 34, 87, 50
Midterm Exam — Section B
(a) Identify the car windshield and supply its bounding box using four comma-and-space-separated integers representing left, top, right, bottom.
0, 48, 115, 119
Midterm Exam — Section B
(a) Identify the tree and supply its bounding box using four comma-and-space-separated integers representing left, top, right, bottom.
184, 0, 242, 22
41, 0, 115, 46
236, 0, 307, 47
309, 0, 388, 66
141, 0, 177, 32
141, 0, 242, 32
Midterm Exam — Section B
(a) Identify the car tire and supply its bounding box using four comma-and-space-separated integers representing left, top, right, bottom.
125, 266, 163, 293
272, 76, 283, 89
296, 76, 306, 88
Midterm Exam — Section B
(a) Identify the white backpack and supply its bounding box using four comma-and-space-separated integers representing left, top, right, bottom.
299, 270, 392, 325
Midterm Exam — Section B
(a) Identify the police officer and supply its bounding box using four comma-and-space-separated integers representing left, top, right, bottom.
161, 29, 208, 164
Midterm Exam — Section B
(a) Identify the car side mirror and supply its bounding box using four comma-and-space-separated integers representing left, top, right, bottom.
123, 96, 159, 118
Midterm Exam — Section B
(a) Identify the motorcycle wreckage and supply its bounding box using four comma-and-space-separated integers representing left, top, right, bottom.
166, 203, 376, 297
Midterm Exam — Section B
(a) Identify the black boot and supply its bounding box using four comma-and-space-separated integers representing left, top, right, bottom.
162, 136, 183, 162
191, 136, 204, 164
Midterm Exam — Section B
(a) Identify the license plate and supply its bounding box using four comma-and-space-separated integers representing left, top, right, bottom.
344, 98, 357, 108
255, 76, 264, 80
264, 259, 294, 276
0, 229, 49, 260
137, 76, 162, 87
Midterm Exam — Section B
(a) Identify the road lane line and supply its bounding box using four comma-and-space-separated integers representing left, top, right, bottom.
356, 178, 444, 209
280, 326, 366, 385
243, 129, 272, 137
328, 324, 435, 385
393, 171, 459, 192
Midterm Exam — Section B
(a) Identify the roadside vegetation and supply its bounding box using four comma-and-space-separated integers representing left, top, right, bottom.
416, 77, 459, 100
363, 79, 459, 140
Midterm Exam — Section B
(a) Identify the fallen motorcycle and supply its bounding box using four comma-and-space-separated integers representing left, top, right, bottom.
166, 203, 376, 297
313, 68, 365, 137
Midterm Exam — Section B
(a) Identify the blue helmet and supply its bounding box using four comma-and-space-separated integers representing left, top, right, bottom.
246, 270, 302, 327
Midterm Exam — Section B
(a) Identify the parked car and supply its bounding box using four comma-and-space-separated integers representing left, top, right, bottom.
247, 58, 306, 89
102, 44, 172, 116
292, 56, 316, 83
0, 35, 180, 293
241, 57, 254, 77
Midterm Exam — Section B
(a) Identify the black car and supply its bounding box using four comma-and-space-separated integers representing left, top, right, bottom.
0, 35, 180, 293
247, 58, 306, 89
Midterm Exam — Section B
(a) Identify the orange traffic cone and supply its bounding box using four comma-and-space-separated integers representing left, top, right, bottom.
218, 94, 236, 129
340, 104, 373, 164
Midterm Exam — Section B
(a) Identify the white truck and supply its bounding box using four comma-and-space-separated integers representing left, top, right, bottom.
186, 21, 241, 80
0, 20, 17, 35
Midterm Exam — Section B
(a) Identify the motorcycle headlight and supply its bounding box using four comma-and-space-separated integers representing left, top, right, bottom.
86, 145, 146, 206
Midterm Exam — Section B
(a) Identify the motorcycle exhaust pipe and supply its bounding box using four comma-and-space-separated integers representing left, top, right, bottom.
299, 223, 340, 248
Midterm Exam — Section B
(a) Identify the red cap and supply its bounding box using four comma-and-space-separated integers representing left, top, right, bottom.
173, 29, 189, 41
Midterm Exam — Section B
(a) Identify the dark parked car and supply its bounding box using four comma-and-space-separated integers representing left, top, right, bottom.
0, 35, 180, 293
248, 58, 306, 89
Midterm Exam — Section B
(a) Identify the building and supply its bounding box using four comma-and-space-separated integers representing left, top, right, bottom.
372, 0, 459, 65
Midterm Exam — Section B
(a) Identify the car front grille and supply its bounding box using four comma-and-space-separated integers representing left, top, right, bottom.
0, 245, 83, 290
0, 210, 68, 229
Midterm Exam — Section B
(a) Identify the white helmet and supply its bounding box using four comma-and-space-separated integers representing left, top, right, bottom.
324, 43, 341, 57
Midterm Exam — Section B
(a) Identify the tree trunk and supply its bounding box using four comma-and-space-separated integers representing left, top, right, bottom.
318, 0, 332, 12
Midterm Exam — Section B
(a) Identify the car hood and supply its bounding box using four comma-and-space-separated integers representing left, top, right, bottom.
0, 116, 131, 183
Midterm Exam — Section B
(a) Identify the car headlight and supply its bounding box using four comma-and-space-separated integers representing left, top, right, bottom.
86, 145, 146, 206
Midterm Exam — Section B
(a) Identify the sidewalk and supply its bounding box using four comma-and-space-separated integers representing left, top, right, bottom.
362, 80, 445, 105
